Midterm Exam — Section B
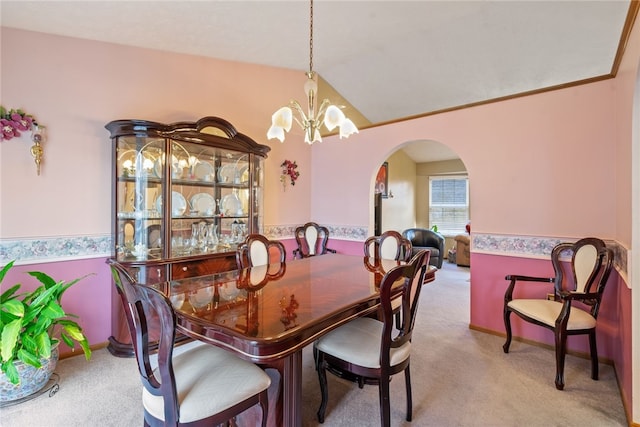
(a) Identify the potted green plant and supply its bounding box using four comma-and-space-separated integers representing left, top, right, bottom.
0, 260, 92, 401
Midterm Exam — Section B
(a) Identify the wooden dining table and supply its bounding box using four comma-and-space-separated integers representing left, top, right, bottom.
163, 254, 436, 427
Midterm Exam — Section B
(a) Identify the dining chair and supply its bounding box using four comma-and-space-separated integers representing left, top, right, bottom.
292, 222, 337, 259
314, 250, 430, 426
503, 237, 614, 390
364, 230, 412, 262
236, 233, 286, 268
108, 260, 271, 426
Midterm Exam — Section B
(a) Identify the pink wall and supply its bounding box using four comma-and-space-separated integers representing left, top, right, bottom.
311, 81, 618, 239
612, 5, 640, 247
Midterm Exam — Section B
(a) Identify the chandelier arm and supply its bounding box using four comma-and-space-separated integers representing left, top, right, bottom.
292, 116, 306, 131
315, 99, 331, 121
290, 100, 309, 123
289, 100, 310, 131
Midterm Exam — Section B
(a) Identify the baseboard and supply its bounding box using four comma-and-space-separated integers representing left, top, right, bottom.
59, 341, 109, 361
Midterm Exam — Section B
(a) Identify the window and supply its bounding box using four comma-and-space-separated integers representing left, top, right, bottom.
429, 176, 469, 235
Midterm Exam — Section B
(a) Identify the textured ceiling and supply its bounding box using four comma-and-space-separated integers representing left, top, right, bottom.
1, 0, 634, 162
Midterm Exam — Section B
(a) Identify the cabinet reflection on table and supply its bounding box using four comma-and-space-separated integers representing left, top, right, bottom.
165, 264, 286, 337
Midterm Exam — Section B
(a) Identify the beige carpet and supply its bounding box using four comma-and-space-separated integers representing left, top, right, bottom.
0, 262, 627, 426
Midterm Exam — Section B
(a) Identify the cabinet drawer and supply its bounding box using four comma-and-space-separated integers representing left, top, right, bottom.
171, 255, 237, 279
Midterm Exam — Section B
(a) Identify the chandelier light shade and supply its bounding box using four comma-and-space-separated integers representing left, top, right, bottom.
267, 0, 358, 144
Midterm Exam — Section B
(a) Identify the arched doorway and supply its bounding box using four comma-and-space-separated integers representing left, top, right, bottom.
374, 139, 469, 251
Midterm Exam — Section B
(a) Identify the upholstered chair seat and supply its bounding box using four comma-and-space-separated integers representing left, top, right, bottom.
142, 344, 271, 424
506, 300, 597, 330
315, 317, 412, 369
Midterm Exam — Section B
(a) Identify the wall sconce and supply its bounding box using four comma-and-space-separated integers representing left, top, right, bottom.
30, 124, 45, 176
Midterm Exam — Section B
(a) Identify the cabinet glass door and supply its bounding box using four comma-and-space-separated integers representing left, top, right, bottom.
167, 140, 251, 257
115, 136, 164, 261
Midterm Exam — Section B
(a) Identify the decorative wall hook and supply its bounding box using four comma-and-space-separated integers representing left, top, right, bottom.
31, 125, 45, 176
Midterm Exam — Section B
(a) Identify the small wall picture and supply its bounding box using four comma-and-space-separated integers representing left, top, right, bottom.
375, 162, 388, 198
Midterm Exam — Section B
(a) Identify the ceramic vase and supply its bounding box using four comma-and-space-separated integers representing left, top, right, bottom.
0, 345, 59, 402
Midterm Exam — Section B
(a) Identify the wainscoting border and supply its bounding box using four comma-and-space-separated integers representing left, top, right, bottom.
1, 230, 629, 285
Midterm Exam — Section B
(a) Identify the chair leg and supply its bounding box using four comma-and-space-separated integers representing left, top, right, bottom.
554, 328, 567, 390
589, 329, 599, 381
259, 390, 269, 427
378, 374, 391, 427
313, 344, 318, 371
404, 365, 413, 422
503, 308, 512, 353
316, 352, 328, 423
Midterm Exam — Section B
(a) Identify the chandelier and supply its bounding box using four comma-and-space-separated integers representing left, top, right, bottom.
267, 0, 358, 144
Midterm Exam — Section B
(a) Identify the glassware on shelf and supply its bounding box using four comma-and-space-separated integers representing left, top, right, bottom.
231, 221, 247, 243
206, 224, 219, 249
191, 223, 203, 252
171, 236, 191, 256
131, 244, 149, 260
189, 221, 222, 253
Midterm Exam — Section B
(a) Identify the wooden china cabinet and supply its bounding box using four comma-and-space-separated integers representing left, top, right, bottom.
106, 116, 270, 356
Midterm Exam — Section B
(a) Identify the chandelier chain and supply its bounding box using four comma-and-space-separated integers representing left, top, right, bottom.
309, 0, 314, 74
266, 0, 358, 144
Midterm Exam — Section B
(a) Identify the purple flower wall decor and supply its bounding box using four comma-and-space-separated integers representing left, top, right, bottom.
280, 159, 300, 190
0, 106, 37, 141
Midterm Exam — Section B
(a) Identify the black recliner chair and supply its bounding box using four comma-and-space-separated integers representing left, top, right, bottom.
402, 228, 445, 268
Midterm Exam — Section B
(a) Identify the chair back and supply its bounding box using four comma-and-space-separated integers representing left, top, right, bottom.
402, 228, 444, 249
108, 260, 180, 425
364, 230, 412, 261
550, 237, 613, 317
402, 228, 446, 268
236, 234, 286, 268
379, 250, 429, 366
294, 222, 334, 258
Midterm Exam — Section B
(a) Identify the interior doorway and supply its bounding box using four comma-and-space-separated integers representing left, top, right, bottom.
374, 193, 382, 235
376, 140, 466, 240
